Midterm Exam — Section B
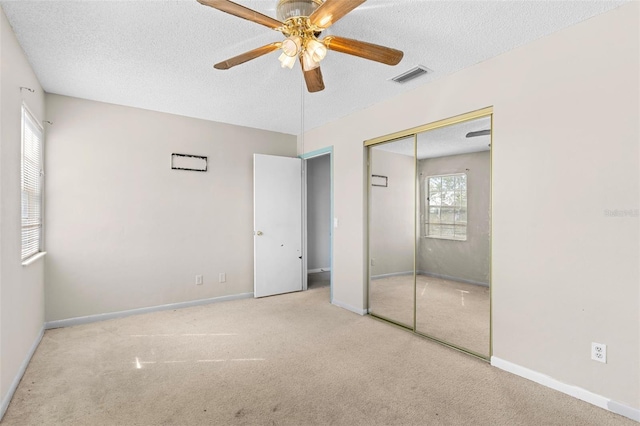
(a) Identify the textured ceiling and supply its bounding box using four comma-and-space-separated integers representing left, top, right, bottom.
1, 0, 629, 135
373, 116, 491, 159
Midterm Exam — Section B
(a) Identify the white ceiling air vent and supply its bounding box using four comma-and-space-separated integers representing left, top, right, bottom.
391, 65, 431, 84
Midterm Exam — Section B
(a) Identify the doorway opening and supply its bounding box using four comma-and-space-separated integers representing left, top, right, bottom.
301, 148, 333, 301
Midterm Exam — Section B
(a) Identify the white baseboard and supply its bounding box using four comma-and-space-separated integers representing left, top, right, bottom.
1, 327, 44, 421
45, 293, 254, 330
417, 271, 489, 287
370, 271, 414, 280
371, 271, 488, 287
491, 357, 639, 422
308, 268, 331, 274
331, 299, 367, 315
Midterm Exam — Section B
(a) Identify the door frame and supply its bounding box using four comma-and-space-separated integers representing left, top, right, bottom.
300, 147, 334, 302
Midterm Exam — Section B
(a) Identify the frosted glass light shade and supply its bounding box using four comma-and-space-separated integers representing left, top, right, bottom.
276, 0, 321, 21
301, 50, 320, 71
306, 39, 327, 62
282, 36, 302, 57
278, 52, 296, 69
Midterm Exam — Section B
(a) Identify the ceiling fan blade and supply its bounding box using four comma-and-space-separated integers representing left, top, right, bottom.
466, 129, 491, 138
301, 62, 325, 93
214, 42, 282, 70
198, 0, 283, 30
308, 0, 366, 29
323, 36, 403, 66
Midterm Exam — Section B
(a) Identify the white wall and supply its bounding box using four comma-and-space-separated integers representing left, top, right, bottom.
301, 2, 638, 413
369, 149, 414, 276
0, 6, 45, 415
44, 94, 296, 321
306, 154, 330, 271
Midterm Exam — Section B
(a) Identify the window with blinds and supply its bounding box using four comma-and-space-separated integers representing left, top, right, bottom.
21, 106, 44, 261
425, 173, 467, 241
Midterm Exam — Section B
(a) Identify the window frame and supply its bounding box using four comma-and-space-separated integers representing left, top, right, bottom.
424, 172, 468, 241
21, 103, 45, 262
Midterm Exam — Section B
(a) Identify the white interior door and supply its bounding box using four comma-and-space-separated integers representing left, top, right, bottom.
254, 154, 303, 298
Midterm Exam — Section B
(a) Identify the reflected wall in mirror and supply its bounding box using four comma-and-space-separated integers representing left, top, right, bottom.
368, 136, 415, 328
415, 116, 491, 357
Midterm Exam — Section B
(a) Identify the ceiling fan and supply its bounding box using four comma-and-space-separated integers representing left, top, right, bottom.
197, 0, 404, 92
466, 130, 491, 138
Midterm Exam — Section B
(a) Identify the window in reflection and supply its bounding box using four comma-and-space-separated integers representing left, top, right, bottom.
425, 173, 467, 240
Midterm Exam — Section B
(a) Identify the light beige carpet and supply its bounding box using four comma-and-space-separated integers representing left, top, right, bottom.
370, 274, 490, 357
369, 274, 415, 328
415, 275, 490, 356
2, 287, 633, 425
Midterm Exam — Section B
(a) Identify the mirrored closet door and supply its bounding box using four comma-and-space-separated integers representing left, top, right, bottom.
367, 110, 492, 359
368, 136, 415, 328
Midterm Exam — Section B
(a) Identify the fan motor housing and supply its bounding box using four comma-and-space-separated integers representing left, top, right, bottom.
276, 0, 323, 21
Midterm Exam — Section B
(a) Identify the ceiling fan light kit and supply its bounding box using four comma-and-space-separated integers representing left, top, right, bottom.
306, 39, 327, 62
281, 35, 302, 57
302, 49, 320, 71
197, 0, 404, 92
278, 52, 297, 69
276, 0, 323, 21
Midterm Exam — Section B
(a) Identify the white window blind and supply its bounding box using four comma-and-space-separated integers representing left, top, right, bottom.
21, 106, 44, 261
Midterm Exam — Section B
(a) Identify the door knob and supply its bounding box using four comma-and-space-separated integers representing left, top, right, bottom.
256, 231, 263, 236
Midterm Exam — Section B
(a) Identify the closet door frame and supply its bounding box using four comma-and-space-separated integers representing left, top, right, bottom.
365, 106, 493, 361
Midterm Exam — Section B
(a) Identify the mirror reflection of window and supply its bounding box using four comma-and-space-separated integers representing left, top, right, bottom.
425, 173, 467, 240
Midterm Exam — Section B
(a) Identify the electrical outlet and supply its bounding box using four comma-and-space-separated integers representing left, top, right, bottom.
591, 342, 607, 363
219, 273, 226, 283
195, 275, 203, 285
370, 258, 375, 266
